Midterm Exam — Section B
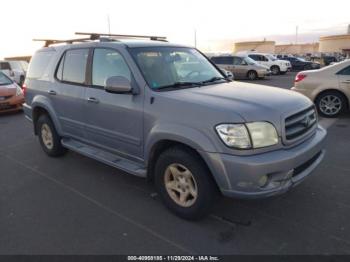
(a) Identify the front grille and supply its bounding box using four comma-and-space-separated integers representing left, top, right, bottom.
284, 106, 317, 142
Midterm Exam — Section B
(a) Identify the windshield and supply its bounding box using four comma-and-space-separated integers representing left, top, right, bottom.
243, 56, 257, 65
0, 72, 13, 85
266, 54, 277, 61
297, 57, 306, 62
130, 47, 224, 90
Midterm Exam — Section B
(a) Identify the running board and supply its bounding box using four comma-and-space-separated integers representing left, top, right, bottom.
61, 138, 147, 178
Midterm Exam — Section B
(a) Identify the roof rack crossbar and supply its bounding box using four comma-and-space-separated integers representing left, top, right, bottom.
75, 32, 168, 42
33, 37, 93, 47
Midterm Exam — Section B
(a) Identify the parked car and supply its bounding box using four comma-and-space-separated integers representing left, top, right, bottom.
292, 59, 350, 117
0, 60, 28, 86
0, 71, 24, 113
24, 35, 326, 220
280, 57, 321, 71
211, 55, 270, 80
323, 56, 338, 66
244, 52, 291, 75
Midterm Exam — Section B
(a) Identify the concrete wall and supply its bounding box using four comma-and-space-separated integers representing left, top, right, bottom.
275, 43, 319, 55
233, 41, 275, 53
319, 35, 350, 53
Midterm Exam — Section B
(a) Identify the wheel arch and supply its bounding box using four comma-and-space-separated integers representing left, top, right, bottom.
146, 139, 223, 192
31, 97, 62, 135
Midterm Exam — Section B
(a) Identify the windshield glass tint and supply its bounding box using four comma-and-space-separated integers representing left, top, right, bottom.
0, 72, 13, 85
266, 54, 277, 61
130, 47, 223, 89
244, 56, 257, 65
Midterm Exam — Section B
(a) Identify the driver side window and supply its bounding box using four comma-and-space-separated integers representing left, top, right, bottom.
92, 48, 131, 87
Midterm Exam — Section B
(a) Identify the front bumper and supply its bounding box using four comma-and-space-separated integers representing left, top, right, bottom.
257, 70, 271, 77
202, 126, 326, 199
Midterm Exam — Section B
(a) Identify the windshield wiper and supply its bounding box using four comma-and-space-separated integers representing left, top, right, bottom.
201, 77, 227, 84
156, 82, 203, 91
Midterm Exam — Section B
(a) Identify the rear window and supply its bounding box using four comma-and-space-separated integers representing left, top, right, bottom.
27, 51, 55, 79
0, 72, 13, 85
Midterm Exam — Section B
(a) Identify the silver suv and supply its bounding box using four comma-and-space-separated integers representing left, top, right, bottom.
24, 33, 326, 220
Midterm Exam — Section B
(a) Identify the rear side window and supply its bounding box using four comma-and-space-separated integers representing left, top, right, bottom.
27, 51, 55, 79
0, 62, 11, 70
211, 57, 222, 64
58, 49, 89, 84
337, 66, 350, 75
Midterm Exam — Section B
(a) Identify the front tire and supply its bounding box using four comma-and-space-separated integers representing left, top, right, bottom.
37, 114, 67, 157
271, 65, 280, 75
154, 146, 219, 220
247, 70, 258, 80
316, 91, 346, 118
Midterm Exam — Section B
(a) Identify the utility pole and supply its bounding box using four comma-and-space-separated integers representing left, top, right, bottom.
194, 29, 197, 48
107, 14, 111, 34
295, 25, 299, 45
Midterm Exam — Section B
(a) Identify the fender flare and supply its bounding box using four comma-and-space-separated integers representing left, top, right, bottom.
31, 95, 62, 135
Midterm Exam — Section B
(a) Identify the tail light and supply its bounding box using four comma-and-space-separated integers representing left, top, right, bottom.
295, 73, 307, 83
22, 83, 27, 97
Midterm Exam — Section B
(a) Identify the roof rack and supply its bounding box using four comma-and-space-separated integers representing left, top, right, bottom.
34, 32, 168, 47
75, 32, 168, 42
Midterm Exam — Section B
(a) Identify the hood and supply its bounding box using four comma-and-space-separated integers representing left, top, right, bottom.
0, 84, 17, 96
160, 81, 313, 123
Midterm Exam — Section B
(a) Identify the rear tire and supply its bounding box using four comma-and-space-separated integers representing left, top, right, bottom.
271, 65, 280, 75
315, 91, 347, 118
154, 146, 219, 220
37, 114, 67, 157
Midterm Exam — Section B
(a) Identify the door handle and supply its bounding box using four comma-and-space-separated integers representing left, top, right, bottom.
87, 97, 99, 103
48, 90, 57, 95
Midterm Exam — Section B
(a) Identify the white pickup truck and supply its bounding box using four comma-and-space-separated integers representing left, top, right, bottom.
244, 52, 291, 75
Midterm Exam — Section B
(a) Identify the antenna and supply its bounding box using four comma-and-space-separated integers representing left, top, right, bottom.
194, 29, 197, 48
107, 15, 111, 35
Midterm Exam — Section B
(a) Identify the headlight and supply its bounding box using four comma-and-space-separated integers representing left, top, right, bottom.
246, 122, 278, 148
216, 122, 278, 149
216, 124, 251, 149
16, 86, 23, 96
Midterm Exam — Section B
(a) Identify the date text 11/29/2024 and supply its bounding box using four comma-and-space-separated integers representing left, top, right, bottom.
127, 256, 220, 261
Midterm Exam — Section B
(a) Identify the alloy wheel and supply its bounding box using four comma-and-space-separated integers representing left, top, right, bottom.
164, 163, 198, 208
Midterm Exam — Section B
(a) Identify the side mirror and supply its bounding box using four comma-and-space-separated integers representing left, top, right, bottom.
241, 61, 248, 66
105, 76, 132, 94
221, 69, 234, 81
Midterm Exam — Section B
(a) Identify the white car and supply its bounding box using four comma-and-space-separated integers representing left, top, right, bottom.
244, 53, 291, 75
0, 60, 28, 86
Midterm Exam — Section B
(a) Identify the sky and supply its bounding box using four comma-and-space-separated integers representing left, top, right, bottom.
0, 0, 349, 58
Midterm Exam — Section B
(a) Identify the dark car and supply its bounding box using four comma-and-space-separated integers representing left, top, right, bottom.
323, 56, 338, 66
280, 57, 320, 71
